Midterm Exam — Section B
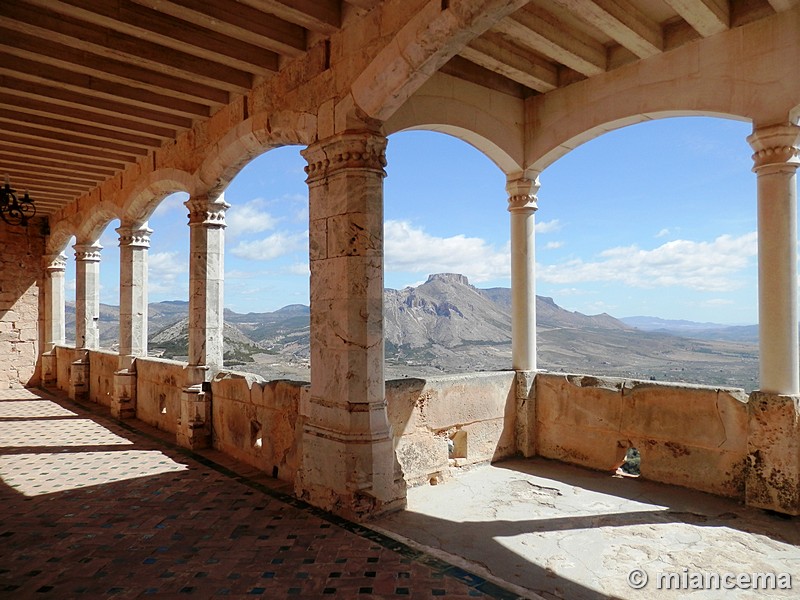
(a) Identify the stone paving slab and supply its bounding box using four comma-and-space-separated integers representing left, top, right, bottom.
0, 388, 524, 600
374, 456, 800, 599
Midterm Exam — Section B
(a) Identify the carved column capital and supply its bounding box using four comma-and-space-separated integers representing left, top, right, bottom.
506, 177, 539, 213
302, 130, 388, 183
185, 195, 230, 227
117, 223, 153, 248
747, 124, 800, 173
44, 252, 67, 273
73, 242, 103, 262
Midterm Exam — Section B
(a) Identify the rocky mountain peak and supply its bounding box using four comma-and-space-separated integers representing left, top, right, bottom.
426, 273, 471, 286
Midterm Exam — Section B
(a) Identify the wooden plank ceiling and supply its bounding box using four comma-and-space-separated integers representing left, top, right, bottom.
0, 0, 788, 218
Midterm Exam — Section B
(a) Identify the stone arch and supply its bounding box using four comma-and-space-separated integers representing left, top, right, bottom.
385, 73, 524, 176
196, 110, 317, 198
74, 204, 123, 246
121, 168, 195, 224
46, 220, 79, 255
528, 110, 750, 174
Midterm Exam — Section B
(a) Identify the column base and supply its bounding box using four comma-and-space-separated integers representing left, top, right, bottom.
295, 424, 406, 521
177, 384, 212, 450
746, 391, 800, 515
69, 355, 89, 401
41, 351, 58, 389
112, 369, 137, 419
514, 370, 537, 458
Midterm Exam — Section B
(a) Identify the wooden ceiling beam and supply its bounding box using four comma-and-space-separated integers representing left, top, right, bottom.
0, 77, 194, 130
1, 123, 147, 160
0, 153, 118, 178
461, 33, 558, 93
662, 0, 729, 36
0, 108, 162, 150
0, 3, 254, 93
237, 0, 341, 34
3, 133, 139, 164
493, 4, 606, 77
0, 165, 104, 187
0, 93, 176, 140
131, 0, 307, 57
551, 0, 663, 58
23, 0, 280, 75
0, 30, 229, 108
0, 54, 211, 119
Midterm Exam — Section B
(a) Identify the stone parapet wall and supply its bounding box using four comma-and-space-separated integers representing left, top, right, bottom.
88, 349, 117, 407
211, 372, 305, 484
534, 373, 749, 498
386, 372, 517, 487
0, 224, 45, 389
135, 357, 185, 433
54, 345, 83, 393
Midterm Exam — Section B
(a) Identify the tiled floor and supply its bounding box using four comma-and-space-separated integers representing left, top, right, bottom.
0, 388, 521, 600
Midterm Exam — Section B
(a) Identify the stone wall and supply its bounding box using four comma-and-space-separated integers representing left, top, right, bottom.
0, 223, 45, 388
54, 345, 83, 393
211, 371, 305, 484
88, 349, 117, 407
135, 357, 185, 433
386, 372, 517, 487
534, 373, 749, 498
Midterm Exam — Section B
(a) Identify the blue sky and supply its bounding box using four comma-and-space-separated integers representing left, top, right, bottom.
68, 116, 759, 325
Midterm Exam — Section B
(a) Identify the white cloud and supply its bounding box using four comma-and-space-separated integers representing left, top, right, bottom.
226, 198, 278, 237
544, 241, 564, 250
536, 219, 561, 234
655, 228, 671, 238
384, 220, 509, 282
285, 262, 310, 275
148, 251, 188, 294
538, 232, 757, 292
230, 231, 308, 261
704, 298, 734, 306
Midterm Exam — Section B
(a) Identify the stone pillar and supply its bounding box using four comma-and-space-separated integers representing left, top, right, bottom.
70, 240, 101, 400
176, 195, 229, 449
745, 123, 800, 516
112, 223, 152, 419
507, 177, 539, 457
73, 241, 102, 350
508, 177, 538, 372
41, 252, 66, 388
296, 130, 405, 520
749, 124, 800, 395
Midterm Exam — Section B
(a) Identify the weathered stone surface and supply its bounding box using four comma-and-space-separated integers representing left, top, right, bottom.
135, 357, 184, 434
536, 373, 749, 498
746, 392, 800, 515
211, 371, 304, 484
0, 224, 45, 388
386, 372, 516, 486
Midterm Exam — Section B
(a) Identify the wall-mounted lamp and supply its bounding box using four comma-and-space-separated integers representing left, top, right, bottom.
0, 174, 36, 226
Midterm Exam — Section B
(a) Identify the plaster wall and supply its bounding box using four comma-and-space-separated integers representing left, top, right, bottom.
0, 224, 45, 388
54, 345, 83, 394
386, 372, 517, 486
210, 372, 305, 484
88, 349, 117, 407
535, 373, 749, 498
135, 357, 184, 433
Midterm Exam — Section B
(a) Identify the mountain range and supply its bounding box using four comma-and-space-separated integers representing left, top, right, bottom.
65, 273, 759, 390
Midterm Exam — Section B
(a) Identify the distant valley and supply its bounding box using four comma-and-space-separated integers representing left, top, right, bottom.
66, 273, 759, 390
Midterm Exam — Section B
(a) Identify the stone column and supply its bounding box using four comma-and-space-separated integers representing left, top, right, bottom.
112, 222, 151, 419
297, 130, 405, 520
176, 194, 229, 449
41, 252, 66, 387
508, 176, 539, 457
73, 241, 102, 350
748, 124, 800, 395
70, 240, 101, 400
745, 123, 800, 516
